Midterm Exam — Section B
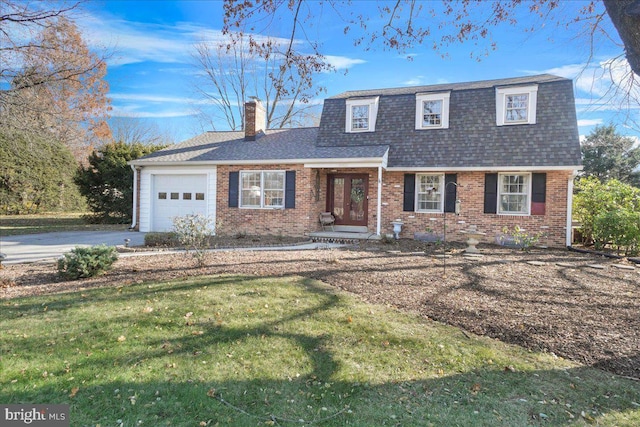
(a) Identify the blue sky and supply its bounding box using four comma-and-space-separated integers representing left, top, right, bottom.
76, 0, 639, 143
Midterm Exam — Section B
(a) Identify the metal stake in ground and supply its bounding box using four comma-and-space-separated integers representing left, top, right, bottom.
443, 182, 462, 278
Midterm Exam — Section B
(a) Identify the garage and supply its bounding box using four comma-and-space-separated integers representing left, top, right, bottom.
152, 174, 208, 232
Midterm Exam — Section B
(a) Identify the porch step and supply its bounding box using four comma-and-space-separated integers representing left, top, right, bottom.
309, 231, 381, 242
333, 225, 368, 233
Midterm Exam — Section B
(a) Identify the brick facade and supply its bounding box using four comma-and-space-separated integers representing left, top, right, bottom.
216, 164, 320, 236
216, 165, 572, 247
379, 170, 572, 248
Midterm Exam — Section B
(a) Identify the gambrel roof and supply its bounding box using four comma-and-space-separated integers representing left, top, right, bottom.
132, 74, 581, 171
317, 74, 581, 169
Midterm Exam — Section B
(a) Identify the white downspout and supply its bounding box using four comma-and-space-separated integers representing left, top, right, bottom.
130, 165, 138, 230
565, 170, 578, 247
376, 165, 382, 235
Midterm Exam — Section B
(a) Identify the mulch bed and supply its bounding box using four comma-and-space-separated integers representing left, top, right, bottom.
2, 238, 639, 379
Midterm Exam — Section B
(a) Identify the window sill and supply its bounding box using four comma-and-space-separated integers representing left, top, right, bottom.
497, 212, 530, 216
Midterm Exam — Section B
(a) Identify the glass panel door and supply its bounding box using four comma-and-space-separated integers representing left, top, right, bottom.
331, 177, 345, 221
349, 178, 366, 222
327, 174, 368, 226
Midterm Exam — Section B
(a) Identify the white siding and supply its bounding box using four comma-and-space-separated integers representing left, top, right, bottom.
138, 166, 217, 233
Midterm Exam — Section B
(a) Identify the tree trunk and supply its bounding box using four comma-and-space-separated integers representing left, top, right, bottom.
603, 0, 640, 76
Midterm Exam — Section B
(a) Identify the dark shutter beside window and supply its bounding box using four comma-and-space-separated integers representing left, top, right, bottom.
444, 174, 457, 213
484, 173, 498, 214
531, 172, 546, 215
285, 171, 296, 209
403, 174, 416, 212
228, 171, 239, 208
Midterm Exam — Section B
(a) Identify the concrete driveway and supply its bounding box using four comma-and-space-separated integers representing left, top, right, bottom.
0, 231, 147, 265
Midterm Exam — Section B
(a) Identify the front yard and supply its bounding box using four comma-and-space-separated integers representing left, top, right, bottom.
1, 242, 639, 425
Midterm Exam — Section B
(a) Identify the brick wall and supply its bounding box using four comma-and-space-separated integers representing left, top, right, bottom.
216, 165, 572, 247
380, 170, 573, 247
216, 164, 320, 236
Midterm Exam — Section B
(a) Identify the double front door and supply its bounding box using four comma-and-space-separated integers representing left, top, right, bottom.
327, 174, 368, 226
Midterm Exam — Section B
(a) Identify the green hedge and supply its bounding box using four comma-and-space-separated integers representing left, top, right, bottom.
573, 177, 640, 256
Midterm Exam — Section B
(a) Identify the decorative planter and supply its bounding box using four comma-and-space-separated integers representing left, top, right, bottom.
391, 221, 404, 239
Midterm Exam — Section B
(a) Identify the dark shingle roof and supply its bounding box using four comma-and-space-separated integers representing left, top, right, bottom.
131, 127, 388, 165
329, 74, 567, 99
133, 74, 581, 170
318, 74, 581, 168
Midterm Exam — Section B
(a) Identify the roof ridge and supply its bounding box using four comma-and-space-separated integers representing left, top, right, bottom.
330, 74, 567, 99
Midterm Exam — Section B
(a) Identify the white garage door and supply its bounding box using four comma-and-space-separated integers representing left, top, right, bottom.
152, 174, 207, 232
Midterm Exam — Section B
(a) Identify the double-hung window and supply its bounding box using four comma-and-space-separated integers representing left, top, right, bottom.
505, 94, 529, 122
240, 171, 285, 208
496, 85, 538, 126
416, 174, 443, 212
498, 173, 530, 215
346, 97, 379, 132
415, 92, 450, 129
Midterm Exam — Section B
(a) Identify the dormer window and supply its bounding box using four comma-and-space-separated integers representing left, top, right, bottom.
346, 97, 379, 132
415, 92, 450, 130
496, 85, 538, 126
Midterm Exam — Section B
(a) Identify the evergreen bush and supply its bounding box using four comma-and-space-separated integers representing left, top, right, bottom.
57, 245, 119, 280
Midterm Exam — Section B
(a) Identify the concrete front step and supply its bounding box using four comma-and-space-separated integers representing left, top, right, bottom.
309, 230, 380, 241
333, 225, 369, 233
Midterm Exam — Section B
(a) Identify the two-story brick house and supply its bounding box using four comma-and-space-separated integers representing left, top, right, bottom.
129, 74, 582, 247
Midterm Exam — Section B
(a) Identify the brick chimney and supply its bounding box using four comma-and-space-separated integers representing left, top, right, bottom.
244, 98, 266, 141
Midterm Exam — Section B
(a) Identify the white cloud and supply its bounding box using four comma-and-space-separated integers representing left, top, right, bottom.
111, 106, 195, 118
78, 12, 295, 67
110, 93, 200, 104
324, 55, 366, 70
403, 77, 424, 85
577, 119, 603, 127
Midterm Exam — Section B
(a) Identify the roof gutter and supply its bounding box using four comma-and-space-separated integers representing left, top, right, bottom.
129, 156, 388, 168
386, 165, 583, 172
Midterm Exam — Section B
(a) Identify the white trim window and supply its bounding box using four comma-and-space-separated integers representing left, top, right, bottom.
416, 174, 443, 212
346, 97, 379, 132
498, 173, 530, 215
240, 171, 285, 208
415, 92, 450, 129
495, 85, 538, 126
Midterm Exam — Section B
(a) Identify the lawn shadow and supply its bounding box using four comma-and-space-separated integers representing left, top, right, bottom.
2, 368, 638, 426
2, 274, 639, 426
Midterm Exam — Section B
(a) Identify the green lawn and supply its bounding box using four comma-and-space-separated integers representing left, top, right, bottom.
1, 275, 638, 426
0, 212, 127, 236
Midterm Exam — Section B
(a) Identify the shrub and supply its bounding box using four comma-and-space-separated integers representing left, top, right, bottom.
573, 177, 640, 245
172, 214, 214, 267
144, 232, 181, 247
592, 210, 640, 256
57, 245, 118, 280
500, 226, 543, 251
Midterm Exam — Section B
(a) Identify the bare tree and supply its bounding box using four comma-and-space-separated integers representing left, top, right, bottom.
110, 115, 176, 146
222, 0, 640, 128
192, 31, 324, 131
1, 1, 111, 161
